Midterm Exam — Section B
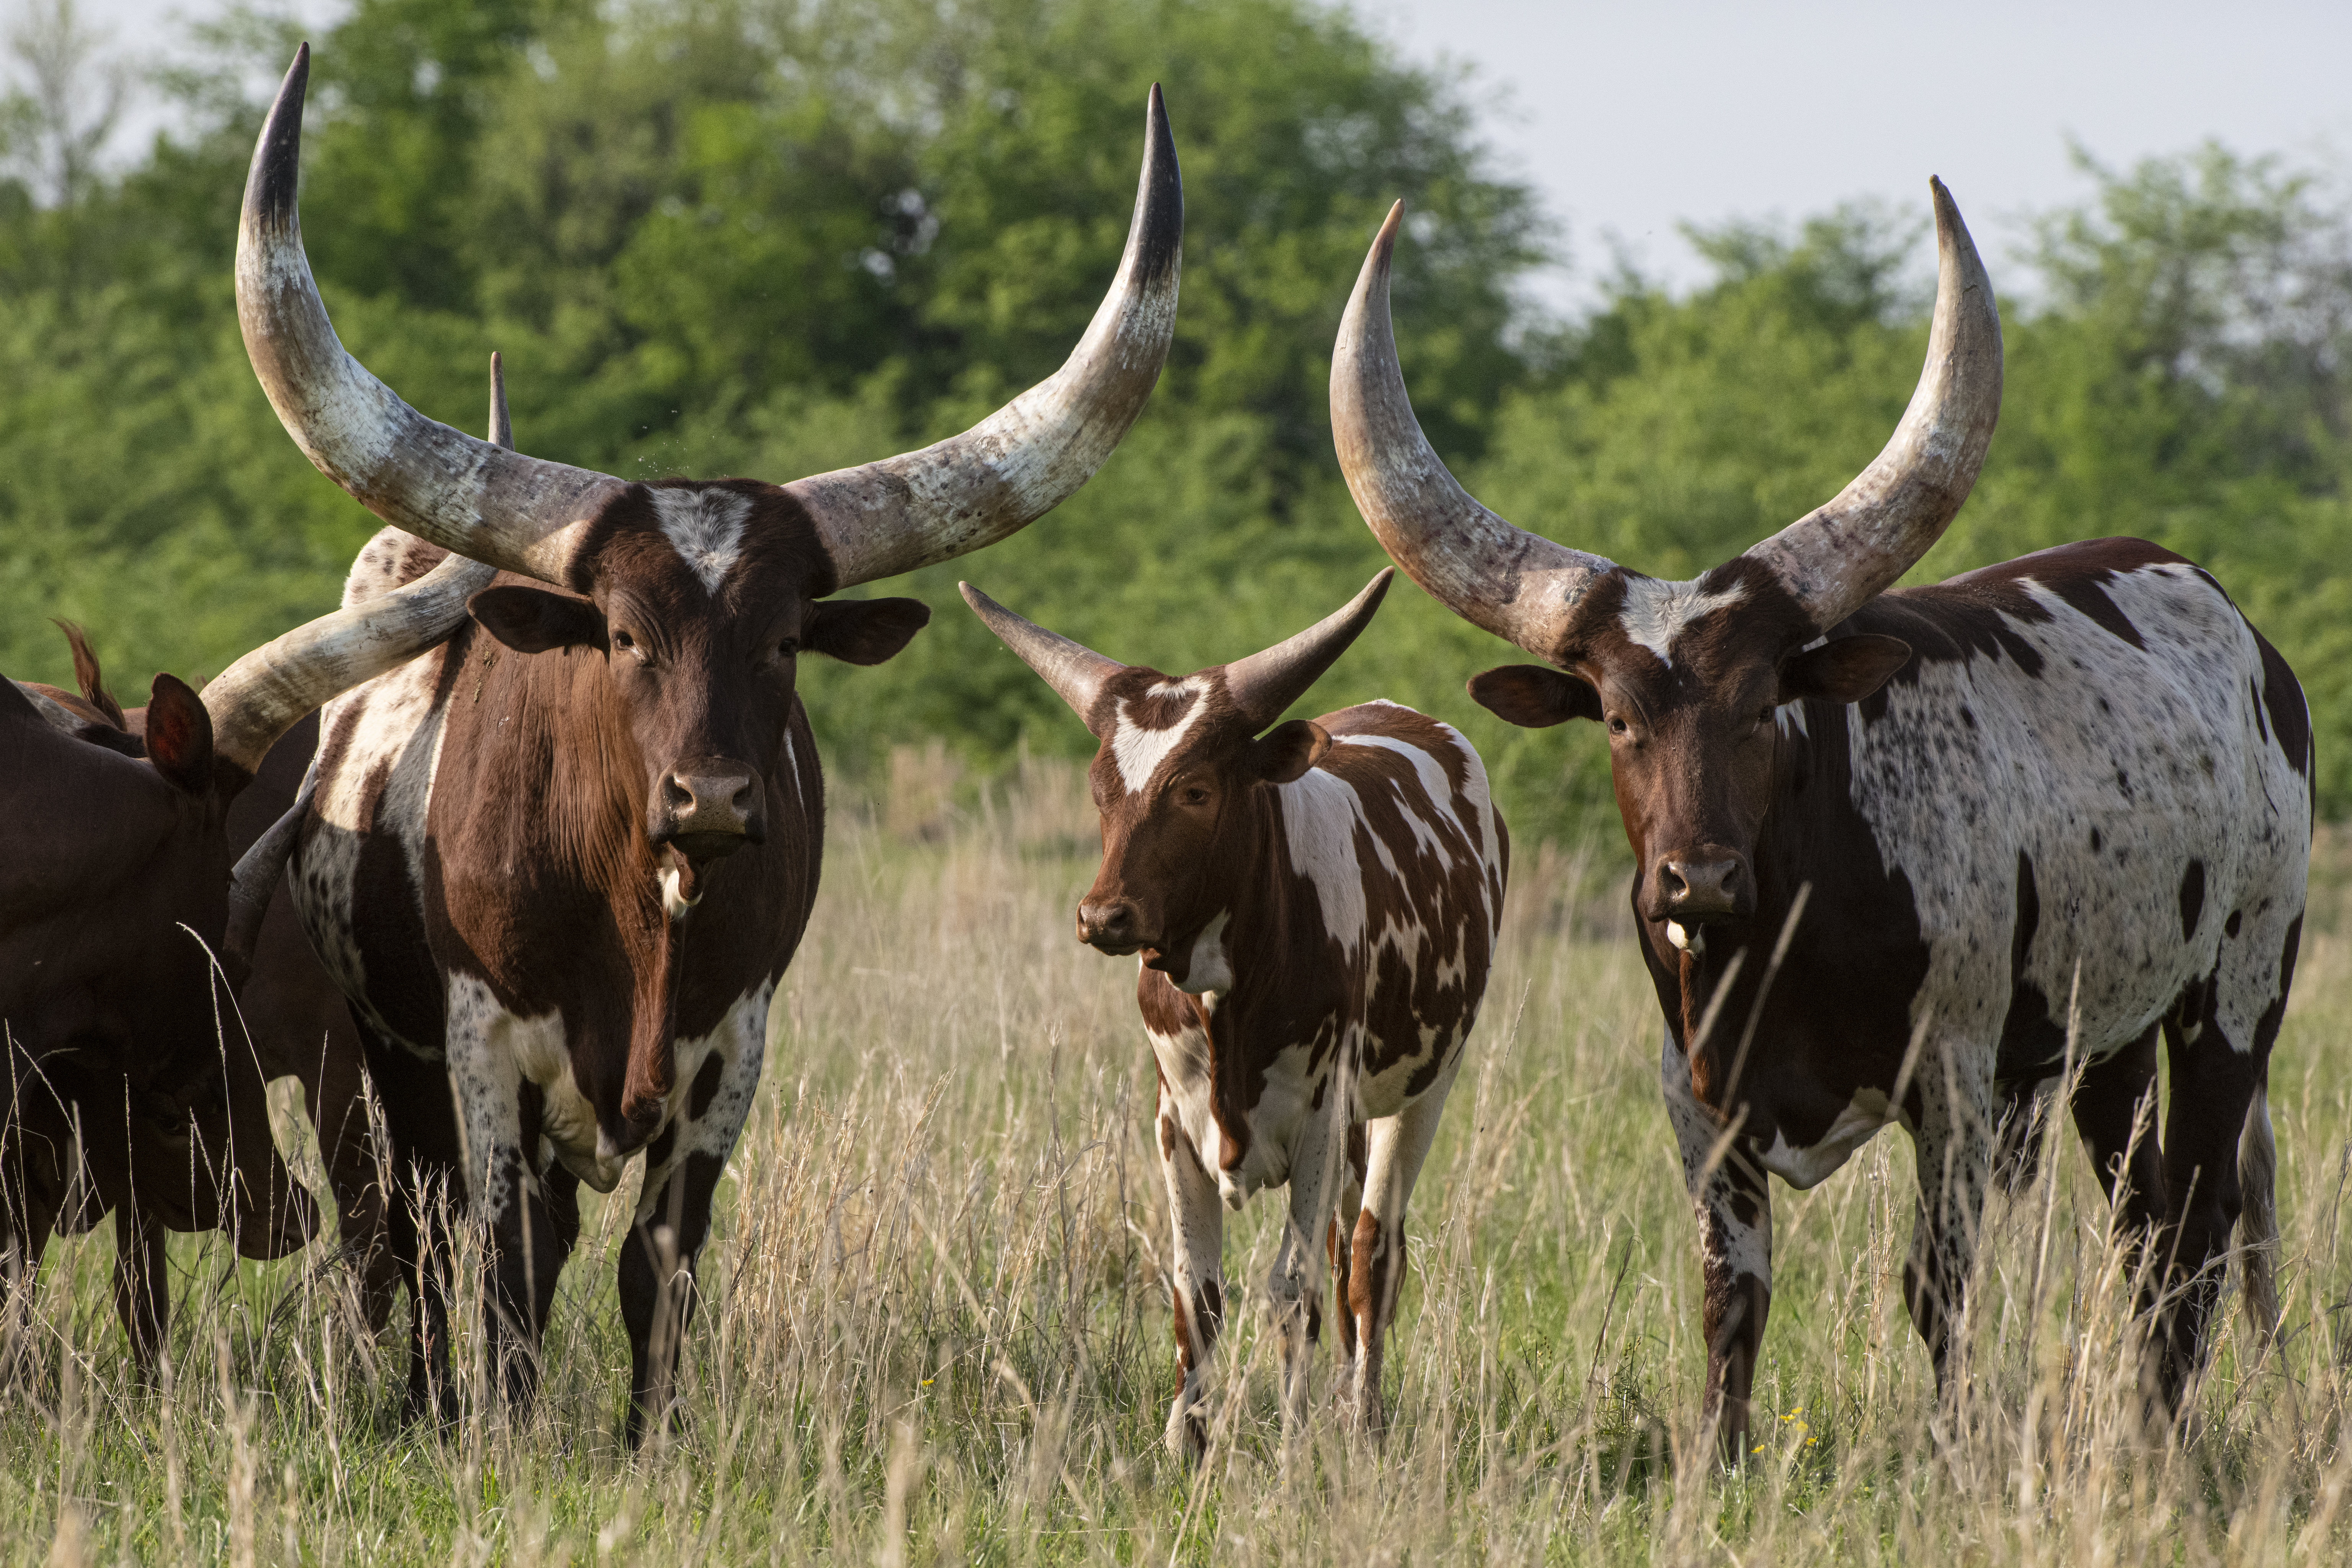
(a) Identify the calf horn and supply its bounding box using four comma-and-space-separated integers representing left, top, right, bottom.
1740, 178, 2001, 629
1222, 568, 1391, 730
239, 46, 1183, 595
959, 582, 1127, 736
1332, 203, 1616, 663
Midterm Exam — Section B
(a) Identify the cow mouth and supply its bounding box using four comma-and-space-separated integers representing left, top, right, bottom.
665, 829, 751, 865
1085, 935, 1148, 958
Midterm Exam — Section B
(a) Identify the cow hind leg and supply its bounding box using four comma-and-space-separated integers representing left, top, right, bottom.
1346, 1051, 1463, 1440
1900, 1040, 1993, 1400
353, 1016, 465, 1427
2065, 1026, 2168, 1413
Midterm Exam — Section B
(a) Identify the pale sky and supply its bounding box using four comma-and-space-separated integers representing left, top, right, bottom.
51, 0, 2352, 312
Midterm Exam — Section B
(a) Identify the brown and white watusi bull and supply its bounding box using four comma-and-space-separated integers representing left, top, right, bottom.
960, 570, 1507, 1455
2, 548, 493, 1370
234, 46, 1183, 1436
1332, 186, 2311, 1458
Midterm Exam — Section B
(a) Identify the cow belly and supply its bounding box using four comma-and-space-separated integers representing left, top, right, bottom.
1756, 1088, 1896, 1188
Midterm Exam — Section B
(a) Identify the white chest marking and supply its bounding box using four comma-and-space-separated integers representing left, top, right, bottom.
1619, 578, 1748, 666
1111, 680, 1207, 793
650, 488, 751, 596
1171, 910, 1233, 996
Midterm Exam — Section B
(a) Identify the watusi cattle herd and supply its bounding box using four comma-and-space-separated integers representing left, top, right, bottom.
0, 42, 2313, 1470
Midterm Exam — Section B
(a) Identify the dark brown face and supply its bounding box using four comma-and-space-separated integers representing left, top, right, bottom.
1468, 567, 1912, 948
468, 481, 929, 873
1073, 668, 1327, 986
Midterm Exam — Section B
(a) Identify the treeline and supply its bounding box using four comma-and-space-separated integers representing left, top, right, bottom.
5, 0, 2348, 838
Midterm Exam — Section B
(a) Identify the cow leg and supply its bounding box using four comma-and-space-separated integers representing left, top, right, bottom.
352, 1015, 465, 1426
1901, 1041, 1994, 1397
112, 1207, 169, 1379
1344, 1050, 1461, 1441
2153, 984, 2265, 1413
1268, 1101, 1339, 1444
618, 987, 768, 1447
1661, 1025, 1772, 1463
299, 1028, 399, 1332
2068, 1024, 2167, 1401
1157, 1085, 1225, 1462
1327, 1122, 1366, 1422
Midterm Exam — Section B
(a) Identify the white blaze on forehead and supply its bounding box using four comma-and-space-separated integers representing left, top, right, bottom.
650, 488, 752, 595
1111, 678, 1208, 793
1619, 578, 1749, 667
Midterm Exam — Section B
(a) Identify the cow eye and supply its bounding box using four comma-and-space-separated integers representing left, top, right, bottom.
777, 637, 799, 658
1607, 715, 1628, 736
611, 630, 634, 651
1181, 785, 1210, 806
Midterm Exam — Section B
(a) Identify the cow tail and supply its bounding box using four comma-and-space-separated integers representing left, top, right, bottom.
2237, 1075, 2282, 1344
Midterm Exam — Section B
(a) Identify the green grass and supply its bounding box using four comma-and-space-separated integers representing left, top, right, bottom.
4, 755, 2349, 1564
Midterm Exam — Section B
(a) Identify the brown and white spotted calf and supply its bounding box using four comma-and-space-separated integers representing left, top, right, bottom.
1335, 184, 2310, 1459
962, 571, 1507, 1455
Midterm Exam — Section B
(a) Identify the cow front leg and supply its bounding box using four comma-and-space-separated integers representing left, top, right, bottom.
618, 988, 767, 1447
1328, 1122, 1366, 1422
1268, 1107, 1339, 1444
1345, 1050, 1463, 1439
1156, 1091, 1225, 1462
1901, 1042, 1994, 1396
1661, 1025, 1772, 1463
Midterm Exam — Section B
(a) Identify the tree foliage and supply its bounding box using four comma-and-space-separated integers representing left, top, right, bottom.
3, 0, 2349, 837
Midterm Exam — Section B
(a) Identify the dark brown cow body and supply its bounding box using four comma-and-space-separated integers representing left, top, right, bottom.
3, 553, 490, 1371
964, 573, 1507, 1455
233, 48, 1183, 1437
1333, 189, 2310, 1460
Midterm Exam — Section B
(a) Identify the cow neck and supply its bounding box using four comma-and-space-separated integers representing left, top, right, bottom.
1659, 699, 1838, 1117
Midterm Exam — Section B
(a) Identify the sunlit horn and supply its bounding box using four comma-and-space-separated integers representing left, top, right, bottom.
1740, 177, 2002, 629
1332, 202, 1615, 664
237, 46, 621, 588
959, 582, 1126, 736
1222, 569, 1392, 730
789, 86, 1184, 592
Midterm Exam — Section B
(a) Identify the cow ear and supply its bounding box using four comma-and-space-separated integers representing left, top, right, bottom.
467, 586, 606, 653
805, 597, 931, 666
1250, 719, 1330, 784
145, 674, 216, 796
1779, 634, 1913, 706
1467, 665, 1603, 727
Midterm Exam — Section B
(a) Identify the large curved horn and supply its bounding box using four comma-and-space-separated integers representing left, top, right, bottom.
1333, 203, 1614, 663
788, 88, 1184, 592
959, 582, 1125, 735
1223, 569, 1392, 730
237, 47, 622, 587
1741, 179, 2001, 629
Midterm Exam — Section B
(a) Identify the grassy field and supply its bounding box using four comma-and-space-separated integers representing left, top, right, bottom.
3, 752, 2349, 1565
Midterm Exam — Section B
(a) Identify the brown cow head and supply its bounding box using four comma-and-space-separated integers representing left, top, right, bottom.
1331, 183, 1999, 964
234, 45, 1184, 893
961, 572, 1391, 991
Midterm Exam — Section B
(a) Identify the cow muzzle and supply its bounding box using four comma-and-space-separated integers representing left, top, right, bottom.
653, 758, 765, 861
1650, 851, 1752, 925
1077, 898, 1148, 956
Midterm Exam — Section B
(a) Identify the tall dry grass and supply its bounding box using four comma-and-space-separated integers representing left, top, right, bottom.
0, 752, 2347, 1563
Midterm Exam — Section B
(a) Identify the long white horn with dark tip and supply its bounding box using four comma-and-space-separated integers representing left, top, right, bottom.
959, 582, 1125, 733
1742, 178, 2002, 630
789, 86, 1185, 592
1333, 201, 1617, 663
237, 46, 622, 587
1223, 568, 1393, 730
